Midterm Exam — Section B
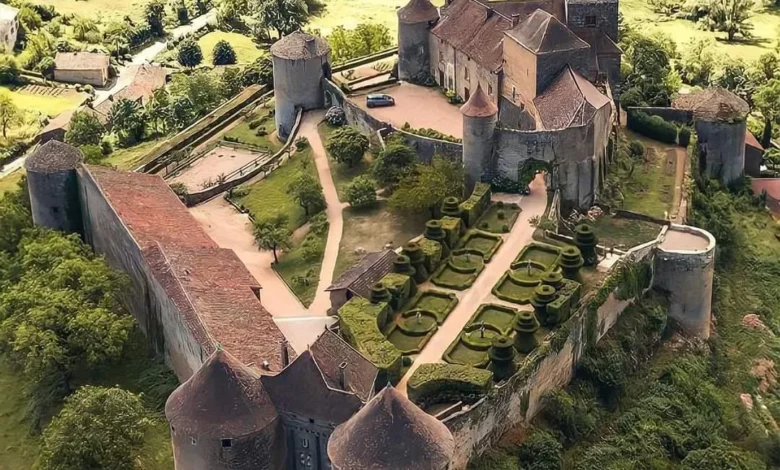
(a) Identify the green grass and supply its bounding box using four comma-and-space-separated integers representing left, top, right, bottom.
0, 170, 24, 200
233, 148, 316, 231
273, 229, 326, 308
224, 104, 281, 151
408, 290, 458, 324
475, 203, 520, 234
310, 0, 443, 36
472, 305, 518, 334
618, 133, 677, 219
589, 216, 663, 249
2, 86, 86, 118
198, 31, 265, 65
0, 357, 40, 470
318, 121, 374, 200
104, 138, 168, 171
516, 243, 561, 269
36, 0, 155, 22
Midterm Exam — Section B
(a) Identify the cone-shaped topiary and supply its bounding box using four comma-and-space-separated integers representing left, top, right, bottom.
512, 311, 540, 354
369, 282, 392, 304
559, 246, 584, 280
574, 224, 598, 266
424, 220, 450, 257
441, 197, 461, 218
541, 271, 563, 290
488, 335, 516, 382
530, 284, 557, 326
403, 242, 430, 283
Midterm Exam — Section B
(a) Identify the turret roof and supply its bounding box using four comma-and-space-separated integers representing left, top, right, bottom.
672, 87, 749, 122
165, 349, 279, 438
25, 141, 82, 173
327, 386, 454, 470
270, 31, 330, 60
460, 84, 498, 117
505, 9, 590, 54
398, 0, 440, 24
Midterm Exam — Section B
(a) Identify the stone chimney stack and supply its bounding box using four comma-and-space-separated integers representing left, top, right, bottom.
338, 361, 348, 390
280, 341, 290, 367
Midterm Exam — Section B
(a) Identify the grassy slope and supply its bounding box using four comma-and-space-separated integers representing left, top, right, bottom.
104, 138, 168, 171
197, 31, 265, 65
0, 170, 24, 200
310, 0, 445, 36
318, 121, 373, 200
620, 133, 677, 219
36, 0, 154, 22
2, 87, 86, 118
224, 104, 282, 151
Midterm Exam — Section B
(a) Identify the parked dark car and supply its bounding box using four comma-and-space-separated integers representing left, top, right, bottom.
366, 94, 395, 108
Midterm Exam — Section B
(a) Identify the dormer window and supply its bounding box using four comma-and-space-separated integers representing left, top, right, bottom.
585, 15, 597, 27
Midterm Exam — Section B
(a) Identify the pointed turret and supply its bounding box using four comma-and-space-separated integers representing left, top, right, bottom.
461, 84, 498, 192
460, 84, 498, 118
398, 0, 440, 24
397, 0, 439, 83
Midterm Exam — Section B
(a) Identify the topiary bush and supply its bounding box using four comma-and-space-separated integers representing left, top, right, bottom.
678, 126, 692, 147
407, 363, 493, 408
513, 311, 540, 353
574, 224, 598, 266
441, 196, 461, 218
628, 139, 645, 158
487, 336, 516, 382
212, 40, 237, 65
337, 297, 401, 383
345, 176, 377, 209
459, 183, 492, 227
627, 110, 678, 144
325, 106, 347, 127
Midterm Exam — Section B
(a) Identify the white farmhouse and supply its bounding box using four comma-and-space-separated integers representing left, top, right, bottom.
0, 3, 19, 54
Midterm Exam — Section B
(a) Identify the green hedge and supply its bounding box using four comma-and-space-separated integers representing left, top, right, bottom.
439, 216, 463, 247
381, 272, 412, 310
407, 363, 493, 408
459, 182, 492, 227
337, 297, 402, 383
418, 238, 443, 274
547, 279, 582, 325
627, 110, 678, 144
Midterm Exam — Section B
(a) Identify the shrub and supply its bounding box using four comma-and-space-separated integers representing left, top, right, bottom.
78, 145, 104, 164
337, 297, 401, 383
301, 233, 324, 261
0, 55, 20, 86
542, 388, 601, 443
628, 139, 645, 158
255, 128, 267, 137
373, 142, 416, 186
326, 106, 347, 127
459, 182, 492, 227
407, 363, 493, 408
100, 140, 113, 156
212, 40, 237, 66
627, 110, 678, 144
517, 429, 563, 470
35, 56, 55, 78
679, 126, 692, 147
248, 120, 261, 130
309, 212, 329, 236
497, 209, 505, 220
681, 444, 766, 470
169, 182, 188, 198
326, 126, 369, 167
345, 176, 377, 209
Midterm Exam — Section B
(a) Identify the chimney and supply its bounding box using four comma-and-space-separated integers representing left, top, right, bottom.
280, 340, 290, 367
486, 7, 494, 18
338, 361, 348, 390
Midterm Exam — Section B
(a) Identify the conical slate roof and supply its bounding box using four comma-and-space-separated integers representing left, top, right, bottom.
672, 87, 749, 122
270, 30, 331, 60
327, 386, 454, 470
398, 0, 440, 24
505, 9, 589, 54
460, 84, 498, 117
25, 141, 82, 173
165, 349, 278, 438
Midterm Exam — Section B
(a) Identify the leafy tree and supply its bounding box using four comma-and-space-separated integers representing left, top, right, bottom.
706, 0, 754, 42
763, 148, 780, 173
517, 429, 563, 470
38, 386, 152, 470
79, 145, 105, 164
301, 233, 323, 261
169, 70, 222, 117
372, 141, 416, 186
390, 157, 465, 217
288, 172, 326, 216
0, 195, 32, 253
242, 55, 274, 87
326, 126, 368, 167
327, 23, 392, 63
212, 39, 237, 65
0, 55, 21, 85
678, 38, 720, 86
23, 31, 56, 70
65, 111, 105, 146
221, 67, 244, 98
715, 58, 755, 106
0, 91, 21, 138
253, 213, 292, 263
256, 0, 309, 38
753, 52, 779, 81
620, 31, 678, 106
345, 176, 376, 209
753, 78, 780, 148
145, 0, 166, 36
177, 38, 203, 68
72, 16, 99, 41
681, 443, 766, 470
145, 88, 171, 135
18, 5, 43, 32
108, 99, 146, 147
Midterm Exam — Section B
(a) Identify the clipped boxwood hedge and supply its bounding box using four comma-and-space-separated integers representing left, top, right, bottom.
459, 182, 492, 227
627, 110, 678, 144
381, 272, 413, 310
418, 238, 443, 273
546, 279, 582, 325
439, 216, 463, 247
337, 297, 402, 383
407, 363, 493, 408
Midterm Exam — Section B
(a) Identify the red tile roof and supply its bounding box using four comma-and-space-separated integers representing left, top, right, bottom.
533, 66, 609, 129
54, 52, 109, 71
506, 9, 590, 55
745, 130, 763, 150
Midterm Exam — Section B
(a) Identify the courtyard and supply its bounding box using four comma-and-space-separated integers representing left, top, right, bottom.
165, 144, 272, 192
353, 82, 464, 139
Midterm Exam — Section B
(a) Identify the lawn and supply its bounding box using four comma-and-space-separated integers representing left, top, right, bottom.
198, 31, 265, 65
618, 131, 677, 219
274, 229, 326, 308
318, 121, 374, 200
2, 86, 86, 118
589, 216, 663, 249
104, 138, 168, 171
224, 104, 282, 151
335, 202, 428, 279
0, 169, 24, 200
36, 0, 154, 22
311, 0, 446, 36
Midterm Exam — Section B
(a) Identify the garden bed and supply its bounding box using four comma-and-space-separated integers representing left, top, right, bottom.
475, 202, 521, 234
459, 231, 503, 261
385, 310, 438, 355
514, 242, 562, 270
406, 290, 458, 324
443, 323, 503, 368
470, 304, 519, 335
492, 268, 545, 305
407, 363, 493, 408
430, 250, 485, 290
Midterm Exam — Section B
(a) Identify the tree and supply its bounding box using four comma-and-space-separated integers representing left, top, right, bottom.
253, 213, 292, 263
0, 55, 21, 85
79, 145, 105, 164
327, 23, 392, 63
177, 38, 203, 68
256, 0, 309, 38
169, 71, 222, 117
0, 91, 20, 138
679, 38, 720, 86
72, 16, 99, 41
345, 176, 376, 209
221, 67, 244, 99
242, 55, 274, 87
288, 172, 326, 216
212, 39, 237, 65
372, 141, 416, 186
65, 111, 105, 147
715, 58, 755, 106
145, 0, 166, 36
517, 429, 563, 470
108, 99, 146, 147
145, 88, 171, 136
0, 195, 32, 253
706, 0, 754, 42
754, 52, 778, 81
326, 126, 368, 167
38, 386, 151, 470
681, 443, 766, 470
389, 157, 465, 217
753, 78, 780, 148
620, 31, 678, 106
763, 148, 780, 173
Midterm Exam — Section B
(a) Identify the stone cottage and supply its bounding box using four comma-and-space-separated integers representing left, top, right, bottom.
325, 250, 397, 312
54, 52, 110, 87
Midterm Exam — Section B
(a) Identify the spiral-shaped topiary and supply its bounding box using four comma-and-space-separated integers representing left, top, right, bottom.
403, 242, 430, 283
559, 246, 584, 280
512, 311, 540, 353
369, 282, 392, 304
488, 335, 516, 382
531, 284, 557, 326
441, 197, 461, 218
424, 220, 450, 257
541, 271, 563, 290
574, 224, 598, 266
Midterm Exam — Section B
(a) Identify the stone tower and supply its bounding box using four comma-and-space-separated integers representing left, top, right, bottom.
24, 141, 83, 234
460, 84, 497, 193
397, 0, 439, 83
565, 0, 619, 42
165, 349, 286, 470
327, 385, 455, 470
271, 31, 332, 139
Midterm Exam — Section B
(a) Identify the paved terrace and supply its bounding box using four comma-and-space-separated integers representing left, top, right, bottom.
397, 175, 548, 394
353, 82, 464, 140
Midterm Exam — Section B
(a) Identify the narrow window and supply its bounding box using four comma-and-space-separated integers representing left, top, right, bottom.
191, 437, 197, 446
512, 86, 517, 101
464, 67, 469, 80
585, 15, 597, 27
488, 84, 493, 95
221, 438, 233, 449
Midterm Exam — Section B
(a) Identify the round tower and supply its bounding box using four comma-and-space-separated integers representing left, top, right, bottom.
397, 0, 439, 83
165, 349, 285, 470
328, 385, 454, 470
24, 141, 83, 234
271, 31, 331, 139
653, 225, 716, 339
460, 84, 498, 193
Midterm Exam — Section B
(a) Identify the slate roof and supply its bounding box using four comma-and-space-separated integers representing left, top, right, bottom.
327, 386, 455, 470
398, 0, 440, 24
461, 84, 498, 117
270, 31, 330, 60
25, 141, 82, 172
165, 349, 280, 438
54, 52, 110, 71
431, 0, 515, 72
505, 9, 589, 55
488, 0, 564, 22
533, 66, 610, 129
309, 329, 377, 402
326, 250, 397, 299
672, 87, 749, 122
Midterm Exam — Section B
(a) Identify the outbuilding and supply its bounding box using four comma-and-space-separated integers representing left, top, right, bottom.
54, 52, 110, 87
0, 3, 19, 53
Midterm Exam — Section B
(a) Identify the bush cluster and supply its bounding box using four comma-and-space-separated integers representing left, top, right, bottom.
627, 110, 678, 144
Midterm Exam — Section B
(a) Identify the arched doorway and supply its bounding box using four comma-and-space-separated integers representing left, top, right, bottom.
517, 158, 553, 188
